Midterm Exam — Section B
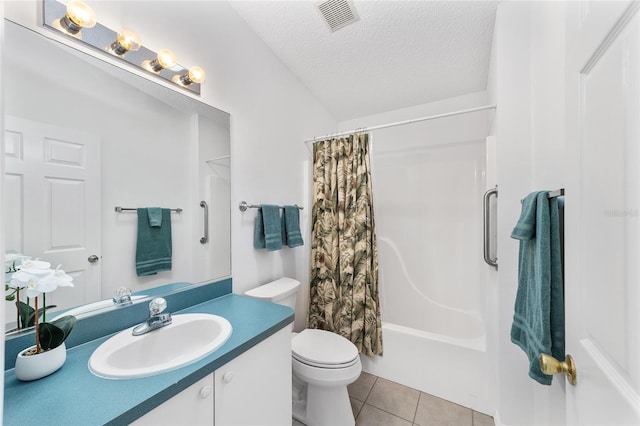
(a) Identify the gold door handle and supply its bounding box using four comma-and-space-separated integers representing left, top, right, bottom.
539, 353, 577, 385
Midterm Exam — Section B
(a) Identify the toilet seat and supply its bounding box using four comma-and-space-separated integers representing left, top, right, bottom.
292, 329, 359, 369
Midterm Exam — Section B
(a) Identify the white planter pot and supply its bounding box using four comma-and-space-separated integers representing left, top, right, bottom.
14, 342, 67, 381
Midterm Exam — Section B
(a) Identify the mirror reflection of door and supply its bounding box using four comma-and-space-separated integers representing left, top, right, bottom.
4, 116, 101, 326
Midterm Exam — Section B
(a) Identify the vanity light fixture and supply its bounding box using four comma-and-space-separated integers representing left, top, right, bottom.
111, 28, 142, 56
176, 66, 206, 86
144, 49, 178, 72
43, 0, 204, 95
58, 0, 97, 35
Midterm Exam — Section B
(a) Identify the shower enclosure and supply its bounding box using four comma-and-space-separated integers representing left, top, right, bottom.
360, 108, 493, 414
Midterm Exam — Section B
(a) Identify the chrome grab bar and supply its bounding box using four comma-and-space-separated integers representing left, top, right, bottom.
483, 186, 498, 270
200, 201, 209, 244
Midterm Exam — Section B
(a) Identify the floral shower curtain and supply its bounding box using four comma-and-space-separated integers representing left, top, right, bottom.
308, 133, 383, 357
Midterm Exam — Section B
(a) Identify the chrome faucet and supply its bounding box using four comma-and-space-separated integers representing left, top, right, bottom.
132, 298, 172, 336
112, 287, 132, 305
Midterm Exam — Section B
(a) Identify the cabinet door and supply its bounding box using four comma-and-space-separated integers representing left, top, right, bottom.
131, 374, 214, 426
215, 327, 291, 426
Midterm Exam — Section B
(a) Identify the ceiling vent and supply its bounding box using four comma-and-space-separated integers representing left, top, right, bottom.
315, 0, 361, 33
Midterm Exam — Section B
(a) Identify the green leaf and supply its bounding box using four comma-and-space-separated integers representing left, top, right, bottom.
17, 302, 57, 327
39, 315, 76, 350
17, 301, 35, 328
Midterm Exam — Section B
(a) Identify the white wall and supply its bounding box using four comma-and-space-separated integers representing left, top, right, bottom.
492, 2, 567, 425
184, 2, 337, 331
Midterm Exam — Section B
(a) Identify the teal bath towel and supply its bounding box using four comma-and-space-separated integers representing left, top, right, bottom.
253, 205, 282, 251
136, 208, 172, 276
282, 206, 304, 248
510, 191, 565, 385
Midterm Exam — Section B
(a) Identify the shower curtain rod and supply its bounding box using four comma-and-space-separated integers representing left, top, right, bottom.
303, 104, 497, 144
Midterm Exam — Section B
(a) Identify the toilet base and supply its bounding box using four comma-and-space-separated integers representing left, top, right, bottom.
292, 373, 356, 426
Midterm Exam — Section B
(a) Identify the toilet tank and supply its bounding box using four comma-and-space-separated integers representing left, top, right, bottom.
244, 277, 301, 310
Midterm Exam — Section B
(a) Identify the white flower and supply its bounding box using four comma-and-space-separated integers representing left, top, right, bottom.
10, 260, 73, 298
40, 265, 74, 289
16, 259, 51, 273
8, 277, 26, 290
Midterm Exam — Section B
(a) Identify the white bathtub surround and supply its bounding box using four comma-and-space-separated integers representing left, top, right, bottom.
339, 92, 493, 415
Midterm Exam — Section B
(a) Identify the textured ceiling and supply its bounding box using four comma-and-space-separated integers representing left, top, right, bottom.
229, 0, 499, 121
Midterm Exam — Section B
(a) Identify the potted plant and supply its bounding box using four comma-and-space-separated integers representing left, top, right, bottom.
8, 258, 77, 381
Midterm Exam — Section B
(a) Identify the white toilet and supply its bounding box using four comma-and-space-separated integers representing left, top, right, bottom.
245, 277, 362, 426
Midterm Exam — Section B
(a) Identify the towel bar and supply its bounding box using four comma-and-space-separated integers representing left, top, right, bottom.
520, 188, 565, 204
114, 206, 183, 213
238, 201, 304, 212
548, 188, 565, 198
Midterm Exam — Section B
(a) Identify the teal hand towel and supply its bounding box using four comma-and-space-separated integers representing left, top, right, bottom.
510, 191, 565, 385
254, 209, 265, 249
254, 205, 282, 251
136, 208, 172, 276
147, 207, 163, 227
282, 206, 303, 248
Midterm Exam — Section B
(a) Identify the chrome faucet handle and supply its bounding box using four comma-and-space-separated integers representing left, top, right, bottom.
149, 297, 167, 316
131, 297, 171, 336
113, 287, 132, 305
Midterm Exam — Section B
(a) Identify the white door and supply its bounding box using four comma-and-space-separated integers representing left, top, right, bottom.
4, 116, 101, 319
565, 1, 640, 424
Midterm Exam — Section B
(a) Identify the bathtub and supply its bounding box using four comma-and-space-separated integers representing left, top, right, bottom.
360, 322, 491, 415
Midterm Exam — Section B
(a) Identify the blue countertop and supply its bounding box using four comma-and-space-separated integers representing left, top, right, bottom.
4, 294, 293, 425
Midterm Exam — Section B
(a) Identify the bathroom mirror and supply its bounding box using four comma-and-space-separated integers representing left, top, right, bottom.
3, 20, 231, 332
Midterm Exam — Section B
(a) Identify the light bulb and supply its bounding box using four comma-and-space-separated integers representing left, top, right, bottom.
61, 1, 97, 34
146, 49, 177, 72
111, 28, 141, 55
157, 49, 177, 69
182, 66, 206, 85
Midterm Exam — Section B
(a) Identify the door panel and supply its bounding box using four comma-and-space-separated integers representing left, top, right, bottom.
4, 116, 101, 320
566, 1, 640, 424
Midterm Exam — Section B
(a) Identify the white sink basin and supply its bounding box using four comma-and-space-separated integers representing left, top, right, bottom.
89, 313, 232, 379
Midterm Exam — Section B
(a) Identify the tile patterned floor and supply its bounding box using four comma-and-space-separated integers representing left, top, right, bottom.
293, 372, 495, 426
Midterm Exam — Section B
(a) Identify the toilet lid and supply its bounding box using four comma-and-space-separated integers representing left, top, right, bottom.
292, 329, 359, 368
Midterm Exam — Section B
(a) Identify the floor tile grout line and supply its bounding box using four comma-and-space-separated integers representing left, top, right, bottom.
354, 376, 377, 421
362, 376, 378, 405
412, 391, 422, 425
360, 402, 418, 424
347, 373, 494, 426
365, 376, 422, 423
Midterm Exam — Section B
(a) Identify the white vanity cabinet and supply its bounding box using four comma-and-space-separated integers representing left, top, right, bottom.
131, 326, 291, 426
131, 374, 215, 426
215, 326, 292, 426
